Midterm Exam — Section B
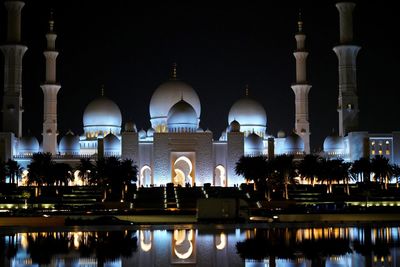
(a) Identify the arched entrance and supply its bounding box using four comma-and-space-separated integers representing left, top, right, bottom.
173, 156, 194, 186
173, 229, 194, 260
214, 165, 226, 187
140, 165, 152, 187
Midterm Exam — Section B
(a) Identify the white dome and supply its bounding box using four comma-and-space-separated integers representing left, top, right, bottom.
59, 130, 79, 155
150, 80, 201, 128
228, 97, 267, 136
167, 100, 198, 132
147, 128, 155, 137
219, 130, 227, 141
245, 133, 264, 156
229, 120, 241, 132
18, 135, 40, 154
284, 132, 304, 154
104, 133, 120, 154
138, 129, 147, 139
277, 130, 286, 138
83, 96, 122, 129
196, 127, 204, 133
323, 134, 344, 153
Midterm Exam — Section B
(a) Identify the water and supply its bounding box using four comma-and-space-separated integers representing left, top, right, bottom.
1, 224, 400, 266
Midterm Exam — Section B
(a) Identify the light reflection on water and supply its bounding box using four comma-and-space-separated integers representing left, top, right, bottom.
0, 225, 400, 266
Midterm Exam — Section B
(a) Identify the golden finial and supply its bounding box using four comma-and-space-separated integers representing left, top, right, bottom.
171, 63, 177, 79
101, 85, 105, 96
245, 84, 249, 96
297, 9, 303, 33
49, 9, 55, 33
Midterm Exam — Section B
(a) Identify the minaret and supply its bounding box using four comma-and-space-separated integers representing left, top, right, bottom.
291, 11, 311, 154
0, 0, 28, 138
41, 11, 61, 154
333, 2, 361, 136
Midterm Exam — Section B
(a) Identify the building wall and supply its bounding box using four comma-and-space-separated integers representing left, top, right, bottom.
392, 132, 400, 165
121, 132, 139, 162
226, 132, 244, 186
153, 132, 213, 186
0, 132, 15, 161
348, 131, 369, 162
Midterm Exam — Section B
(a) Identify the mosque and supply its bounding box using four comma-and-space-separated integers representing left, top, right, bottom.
1, 1, 400, 187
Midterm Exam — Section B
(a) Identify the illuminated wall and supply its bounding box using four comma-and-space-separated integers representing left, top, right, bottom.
153, 132, 213, 186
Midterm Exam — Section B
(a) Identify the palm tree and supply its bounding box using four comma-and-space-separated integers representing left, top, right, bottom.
27, 153, 54, 186
350, 157, 371, 183
371, 155, 392, 189
391, 164, 400, 188
52, 163, 73, 186
6, 159, 22, 185
297, 154, 320, 186
119, 159, 138, 199
93, 156, 138, 201
340, 162, 352, 195
270, 154, 296, 200
76, 158, 95, 185
0, 161, 6, 184
235, 155, 271, 200
317, 158, 348, 194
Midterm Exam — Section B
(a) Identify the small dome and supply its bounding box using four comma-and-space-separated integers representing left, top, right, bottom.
219, 130, 227, 141
147, 128, 155, 137
124, 122, 137, 132
18, 134, 40, 154
245, 133, 264, 156
229, 120, 241, 132
150, 79, 201, 128
196, 127, 204, 133
228, 96, 267, 135
323, 133, 344, 153
167, 100, 198, 132
205, 128, 212, 133
59, 130, 79, 155
104, 133, 120, 154
83, 96, 122, 128
277, 130, 286, 138
138, 129, 147, 139
284, 132, 304, 154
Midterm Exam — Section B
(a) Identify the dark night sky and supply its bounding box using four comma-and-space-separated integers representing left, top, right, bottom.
0, 0, 398, 151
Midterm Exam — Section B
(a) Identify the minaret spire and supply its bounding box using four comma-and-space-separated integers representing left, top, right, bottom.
41, 10, 61, 154
297, 9, 303, 33
49, 9, 54, 32
291, 9, 311, 154
0, 0, 28, 138
333, 2, 361, 136
171, 63, 177, 79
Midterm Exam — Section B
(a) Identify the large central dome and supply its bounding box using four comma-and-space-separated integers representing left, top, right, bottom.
83, 96, 122, 127
149, 78, 201, 131
228, 95, 267, 136
83, 96, 122, 137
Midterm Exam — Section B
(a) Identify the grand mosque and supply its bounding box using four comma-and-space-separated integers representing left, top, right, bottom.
1, 1, 400, 187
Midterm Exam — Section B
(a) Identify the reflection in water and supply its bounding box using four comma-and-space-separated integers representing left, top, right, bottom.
216, 232, 227, 250
237, 226, 400, 266
173, 229, 195, 261
1, 226, 400, 266
140, 230, 152, 252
